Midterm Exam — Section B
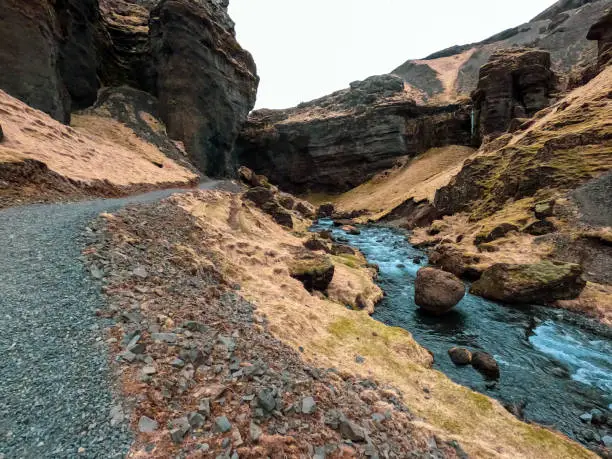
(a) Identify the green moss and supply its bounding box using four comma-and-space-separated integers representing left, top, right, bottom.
332, 253, 362, 269
289, 256, 333, 276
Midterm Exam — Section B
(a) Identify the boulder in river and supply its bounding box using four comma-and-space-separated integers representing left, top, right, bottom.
414, 267, 465, 315
471, 351, 500, 379
448, 347, 472, 365
341, 225, 361, 235
318, 203, 335, 218
470, 261, 586, 305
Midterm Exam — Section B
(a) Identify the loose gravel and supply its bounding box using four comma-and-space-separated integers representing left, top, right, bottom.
0, 182, 221, 458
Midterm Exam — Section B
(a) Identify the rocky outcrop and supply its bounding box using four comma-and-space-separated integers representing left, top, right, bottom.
150, 0, 259, 176
390, 0, 609, 102
0, 1, 70, 122
0, 0, 258, 178
470, 261, 586, 305
428, 245, 483, 280
414, 267, 466, 315
289, 256, 335, 292
237, 75, 473, 193
472, 49, 556, 141
587, 8, 612, 69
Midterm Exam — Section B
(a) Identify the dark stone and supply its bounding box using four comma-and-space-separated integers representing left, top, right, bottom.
318, 203, 335, 218
474, 223, 520, 245
534, 200, 555, 219
150, 0, 259, 176
261, 202, 294, 228
244, 187, 276, 207
428, 245, 482, 281
471, 351, 500, 379
0, 124, 3, 142
330, 244, 355, 256
448, 347, 472, 365
523, 219, 557, 236
304, 237, 330, 252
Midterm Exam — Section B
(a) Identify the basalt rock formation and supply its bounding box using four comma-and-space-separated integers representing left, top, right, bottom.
587, 7, 612, 69
236, 75, 474, 193
150, 0, 259, 176
472, 48, 557, 141
0, 0, 258, 177
0, 1, 71, 123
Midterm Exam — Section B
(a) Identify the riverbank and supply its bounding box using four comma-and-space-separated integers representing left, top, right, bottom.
87, 189, 597, 458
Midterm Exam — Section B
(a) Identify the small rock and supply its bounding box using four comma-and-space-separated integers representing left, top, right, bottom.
151, 333, 178, 344
339, 418, 366, 442
215, 416, 232, 433
138, 416, 159, 433
302, 396, 317, 414
182, 320, 208, 333
141, 365, 157, 375
602, 435, 612, 447
448, 347, 472, 365
355, 355, 365, 364
218, 335, 236, 352
171, 358, 185, 368
249, 421, 263, 442
257, 387, 278, 413
471, 351, 500, 379
132, 266, 148, 279
187, 412, 206, 429
169, 417, 190, 443
341, 225, 361, 235
119, 350, 137, 363
580, 412, 593, 423
198, 398, 211, 417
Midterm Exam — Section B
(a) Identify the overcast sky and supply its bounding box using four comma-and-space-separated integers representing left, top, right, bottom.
229, 0, 556, 109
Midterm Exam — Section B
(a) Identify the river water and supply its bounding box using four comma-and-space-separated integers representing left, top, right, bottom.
311, 219, 612, 448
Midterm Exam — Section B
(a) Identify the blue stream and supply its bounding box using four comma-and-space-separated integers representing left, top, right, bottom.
311, 219, 612, 447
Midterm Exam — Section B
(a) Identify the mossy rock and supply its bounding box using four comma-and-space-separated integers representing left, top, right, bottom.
289, 256, 335, 292
470, 261, 586, 305
474, 223, 519, 245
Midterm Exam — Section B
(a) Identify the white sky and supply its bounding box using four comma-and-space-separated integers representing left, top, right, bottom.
229, 0, 556, 109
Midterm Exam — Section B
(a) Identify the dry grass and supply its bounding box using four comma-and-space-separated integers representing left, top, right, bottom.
174, 191, 593, 459
0, 89, 196, 187
330, 145, 476, 221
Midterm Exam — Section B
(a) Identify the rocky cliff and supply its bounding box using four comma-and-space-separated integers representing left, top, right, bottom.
472, 48, 557, 141
236, 75, 473, 193
391, 0, 611, 103
0, 0, 258, 176
587, 7, 612, 69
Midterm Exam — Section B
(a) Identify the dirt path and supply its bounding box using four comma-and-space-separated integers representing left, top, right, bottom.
0, 181, 222, 458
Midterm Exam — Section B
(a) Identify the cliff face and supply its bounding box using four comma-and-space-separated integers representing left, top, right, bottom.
390, 0, 611, 103
150, 0, 258, 176
587, 7, 612, 69
0, 0, 258, 177
237, 76, 473, 193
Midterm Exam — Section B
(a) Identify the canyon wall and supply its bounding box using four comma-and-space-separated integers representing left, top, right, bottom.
236, 75, 473, 193
0, 0, 258, 176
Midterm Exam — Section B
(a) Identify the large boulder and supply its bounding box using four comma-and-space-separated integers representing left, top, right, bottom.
150, 0, 259, 176
472, 48, 556, 141
470, 261, 586, 305
289, 256, 335, 292
414, 267, 466, 315
428, 245, 482, 280
587, 8, 612, 70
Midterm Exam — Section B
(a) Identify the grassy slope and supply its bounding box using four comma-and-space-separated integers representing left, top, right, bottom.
330, 145, 476, 222
0, 90, 196, 191
173, 191, 593, 459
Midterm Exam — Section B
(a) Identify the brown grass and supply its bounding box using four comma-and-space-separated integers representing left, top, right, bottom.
330, 145, 476, 221
0, 89, 196, 187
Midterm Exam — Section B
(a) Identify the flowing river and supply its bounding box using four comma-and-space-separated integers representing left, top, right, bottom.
311, 219, 612, 448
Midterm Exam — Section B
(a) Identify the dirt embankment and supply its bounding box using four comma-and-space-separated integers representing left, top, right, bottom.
86, 190, 594, 459
0, 89, 198, 208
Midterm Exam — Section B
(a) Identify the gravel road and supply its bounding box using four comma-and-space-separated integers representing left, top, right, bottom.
0, 182, 221, 458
